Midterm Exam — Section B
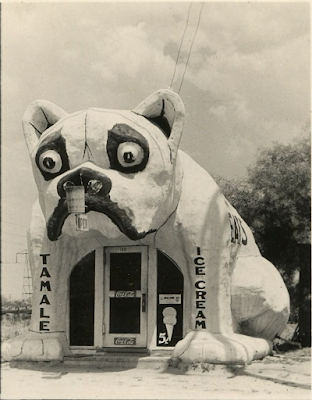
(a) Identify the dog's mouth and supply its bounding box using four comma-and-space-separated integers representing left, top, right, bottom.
47, 193, 155, 241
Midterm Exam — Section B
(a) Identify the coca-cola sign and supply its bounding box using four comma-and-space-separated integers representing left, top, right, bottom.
114, 337, 136, 346
115, 291, 135, 298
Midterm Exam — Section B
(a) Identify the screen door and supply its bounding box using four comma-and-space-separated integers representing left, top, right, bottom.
103, 246, 148, 347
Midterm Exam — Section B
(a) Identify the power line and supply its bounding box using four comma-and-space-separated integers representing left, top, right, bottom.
178, 2, 205, 94
169, 3, 193, 90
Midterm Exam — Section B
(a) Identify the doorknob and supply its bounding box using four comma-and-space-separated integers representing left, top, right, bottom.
142, 293, 147, 312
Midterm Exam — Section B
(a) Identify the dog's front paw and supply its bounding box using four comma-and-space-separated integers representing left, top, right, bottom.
172, 331, 272, 365
2, 331, 67, 361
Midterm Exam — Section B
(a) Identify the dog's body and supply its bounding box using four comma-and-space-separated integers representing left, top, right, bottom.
3, 90, 289, 363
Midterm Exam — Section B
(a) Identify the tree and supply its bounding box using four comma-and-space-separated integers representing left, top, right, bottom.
1, 295, 32, 310
216, 134, 311, 347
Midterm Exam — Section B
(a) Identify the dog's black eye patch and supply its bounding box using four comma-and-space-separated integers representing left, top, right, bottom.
107, 124, 149, 173
35, 133, 70, 181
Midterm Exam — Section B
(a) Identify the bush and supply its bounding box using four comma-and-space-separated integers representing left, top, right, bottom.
1, 315, 30, 343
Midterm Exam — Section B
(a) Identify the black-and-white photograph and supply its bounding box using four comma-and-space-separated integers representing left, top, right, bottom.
1, 2, 310, 399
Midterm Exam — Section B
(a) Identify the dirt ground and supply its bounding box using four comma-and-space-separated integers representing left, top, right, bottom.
1, 350, 310, 400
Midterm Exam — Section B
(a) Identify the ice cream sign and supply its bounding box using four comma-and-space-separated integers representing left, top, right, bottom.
194, 247, 207, 329
158, 307, 178, 345
163, 307, 177, 342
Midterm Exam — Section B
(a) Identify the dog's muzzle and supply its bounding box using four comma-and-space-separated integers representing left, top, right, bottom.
47, 167, 154, 241
57, 167, 112, 198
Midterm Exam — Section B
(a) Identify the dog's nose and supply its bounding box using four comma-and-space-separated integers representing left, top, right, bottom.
87, 179, 103, 194
57, 167, 112, 198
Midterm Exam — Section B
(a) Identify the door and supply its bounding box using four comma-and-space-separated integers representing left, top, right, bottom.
103, 246, 148, 348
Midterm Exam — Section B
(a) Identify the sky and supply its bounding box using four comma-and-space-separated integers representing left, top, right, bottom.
1, 1, 310, 299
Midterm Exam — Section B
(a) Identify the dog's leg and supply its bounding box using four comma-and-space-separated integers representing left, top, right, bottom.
171, 245, 275, 364
2, 204, 69, 361
171, 184, 277, 364
231, 256, 290, 339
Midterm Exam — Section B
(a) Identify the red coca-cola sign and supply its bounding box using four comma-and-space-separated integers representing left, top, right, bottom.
114, 337, 136, 345
115, 291, 135, 298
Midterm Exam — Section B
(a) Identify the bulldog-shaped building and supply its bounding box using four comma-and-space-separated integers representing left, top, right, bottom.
3, 90, 290, 365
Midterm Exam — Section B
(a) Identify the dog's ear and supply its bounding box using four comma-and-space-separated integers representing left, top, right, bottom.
132, 89, 185, 162
23, 100, 68, 153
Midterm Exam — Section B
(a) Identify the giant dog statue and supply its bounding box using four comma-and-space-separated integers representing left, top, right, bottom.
3, 89, 289, 364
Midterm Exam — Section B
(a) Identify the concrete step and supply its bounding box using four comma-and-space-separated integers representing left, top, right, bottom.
64, 352, 172, 370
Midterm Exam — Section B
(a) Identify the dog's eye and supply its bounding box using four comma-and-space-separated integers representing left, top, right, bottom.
39, 150, 62, 174
117, 143, 144, 168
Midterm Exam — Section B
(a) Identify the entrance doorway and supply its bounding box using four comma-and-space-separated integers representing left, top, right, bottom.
103, 246, 148, 348
69, 251, 95, 346
157, 251, 184, 346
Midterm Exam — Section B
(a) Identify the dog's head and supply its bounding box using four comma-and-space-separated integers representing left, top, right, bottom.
23, 90, 185, 241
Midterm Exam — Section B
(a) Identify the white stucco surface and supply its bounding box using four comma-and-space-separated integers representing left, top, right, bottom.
2, 90, 290, 364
